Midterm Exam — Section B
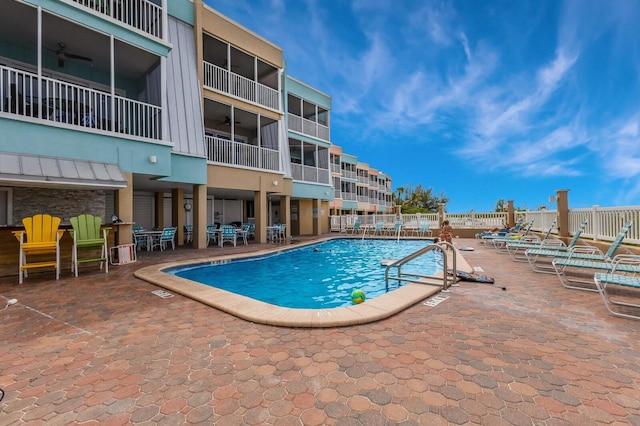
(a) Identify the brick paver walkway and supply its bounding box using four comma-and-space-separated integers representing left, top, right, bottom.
1, 238, 639, 425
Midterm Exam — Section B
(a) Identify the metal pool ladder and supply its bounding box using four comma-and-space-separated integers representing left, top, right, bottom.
384, 242, 456, 292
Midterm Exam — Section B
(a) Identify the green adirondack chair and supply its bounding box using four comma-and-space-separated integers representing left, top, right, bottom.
69, 214, 110, 277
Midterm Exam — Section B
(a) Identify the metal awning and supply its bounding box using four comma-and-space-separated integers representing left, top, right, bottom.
0, 152, 128, 189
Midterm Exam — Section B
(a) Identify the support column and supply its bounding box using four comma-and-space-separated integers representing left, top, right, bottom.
115, 172, 133, 245
312, 198, 321, 236
507, 200, 515, 228
172, 188, 184, 245
438, 203, 446, 227
192, 184, 207, 249
556, 189, 570, 238
254, 190, 268, 243
154, 192, 164, 230
281, 195, 291, 238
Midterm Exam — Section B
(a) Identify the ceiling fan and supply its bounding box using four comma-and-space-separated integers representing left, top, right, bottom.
220, 116, 240, 126
56, 43, 93, 67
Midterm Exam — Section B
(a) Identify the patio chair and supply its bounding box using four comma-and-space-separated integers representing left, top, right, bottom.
206, 224, 219, 247
184, 224, 193, 244
12, 214, 65, 284
151, 227, 177, 251
594, 261, 640, 320
526, 220, 632, 274
69, 214, 109, 277
132, 227, 149, 251
220, 225, 237, 247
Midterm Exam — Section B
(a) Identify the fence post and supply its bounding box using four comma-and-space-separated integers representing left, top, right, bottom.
556, 189, 569, 238
438, 203, 446, 227
507, 200, 515, 228
592, 205, 599, 242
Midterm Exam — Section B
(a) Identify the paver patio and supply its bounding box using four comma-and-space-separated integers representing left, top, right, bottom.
1, 237, 639, 425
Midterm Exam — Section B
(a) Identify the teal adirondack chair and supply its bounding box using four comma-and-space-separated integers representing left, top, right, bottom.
69, 214, 109, 277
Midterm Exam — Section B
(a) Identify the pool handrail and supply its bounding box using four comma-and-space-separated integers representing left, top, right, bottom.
384, 242, 456, 292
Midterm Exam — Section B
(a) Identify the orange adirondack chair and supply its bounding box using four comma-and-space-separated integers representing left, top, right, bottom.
12, 214, 65, 284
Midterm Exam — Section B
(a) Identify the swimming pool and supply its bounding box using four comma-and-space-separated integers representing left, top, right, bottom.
168, 238, 442, 309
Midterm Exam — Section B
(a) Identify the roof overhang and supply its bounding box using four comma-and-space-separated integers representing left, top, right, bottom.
0, 153, 128, 190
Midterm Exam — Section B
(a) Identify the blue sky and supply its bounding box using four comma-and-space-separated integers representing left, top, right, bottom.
206, 0, 640, 212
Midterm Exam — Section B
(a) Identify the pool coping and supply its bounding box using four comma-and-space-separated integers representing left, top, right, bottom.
134, 237, 473, 328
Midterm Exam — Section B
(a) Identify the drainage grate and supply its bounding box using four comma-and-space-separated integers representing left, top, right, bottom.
473, 266, 485, 272
423, 295, 449, 307
151, 290, 174, 299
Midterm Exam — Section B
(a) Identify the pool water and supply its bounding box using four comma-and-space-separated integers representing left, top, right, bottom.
169, 238, 442, 309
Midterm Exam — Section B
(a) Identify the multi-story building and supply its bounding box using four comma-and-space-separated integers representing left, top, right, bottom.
0, 0, 390, 274
284, 76, 333, 235
329, 146, 392, 216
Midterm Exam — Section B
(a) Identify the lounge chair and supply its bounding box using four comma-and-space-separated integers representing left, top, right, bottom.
476, 218, 524, 240
12, 214, 65, 284
502, 218, 566, 261
347, 220, 362, 235
483, 219, 535, 248
526, 220, 632, 274
69, 214, 109, 277
553, 254, 640, 292
385, 220, 404, 237
412, 221, 432, 237
594, 262, 640, 320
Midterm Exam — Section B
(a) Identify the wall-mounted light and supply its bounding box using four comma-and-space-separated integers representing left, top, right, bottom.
184, 202, 192, 212
272, 180, 278, 186
149, 155, 157, 163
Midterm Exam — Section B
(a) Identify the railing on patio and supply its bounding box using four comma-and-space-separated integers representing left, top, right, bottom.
1, 65, 161, 140
72, 0, 163, 38
202, 62, 279, 111
329, 206, 640, 245
205, 135, 280, 172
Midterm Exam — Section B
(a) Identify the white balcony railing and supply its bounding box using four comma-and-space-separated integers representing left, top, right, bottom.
288, 115, 330, 141
72, 0, 162, 38
203, 62, 279, 111
341, 170, 356, 180
1, 65, 161, 140
206, 135, 279, 172
290, 164, 331, 184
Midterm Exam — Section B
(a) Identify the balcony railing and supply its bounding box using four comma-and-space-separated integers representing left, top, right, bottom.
341, 170, 356, 180
1, 65, 161, 140
290, 164, 330, 184
202, 62, 279, 111
206, 135, 279, 172
287, 114, 330, 141
72, 0, 162, 38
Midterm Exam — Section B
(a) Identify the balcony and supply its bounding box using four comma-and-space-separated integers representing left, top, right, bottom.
206, 135, 279, 172
72, 0, 163, 39
203, 62, 279, 111
291, 164, 331, 184
1, 65, 161, 140
288, 115, 330, 141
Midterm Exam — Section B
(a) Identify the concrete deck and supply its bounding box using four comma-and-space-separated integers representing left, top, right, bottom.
1, 237, 639, 424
